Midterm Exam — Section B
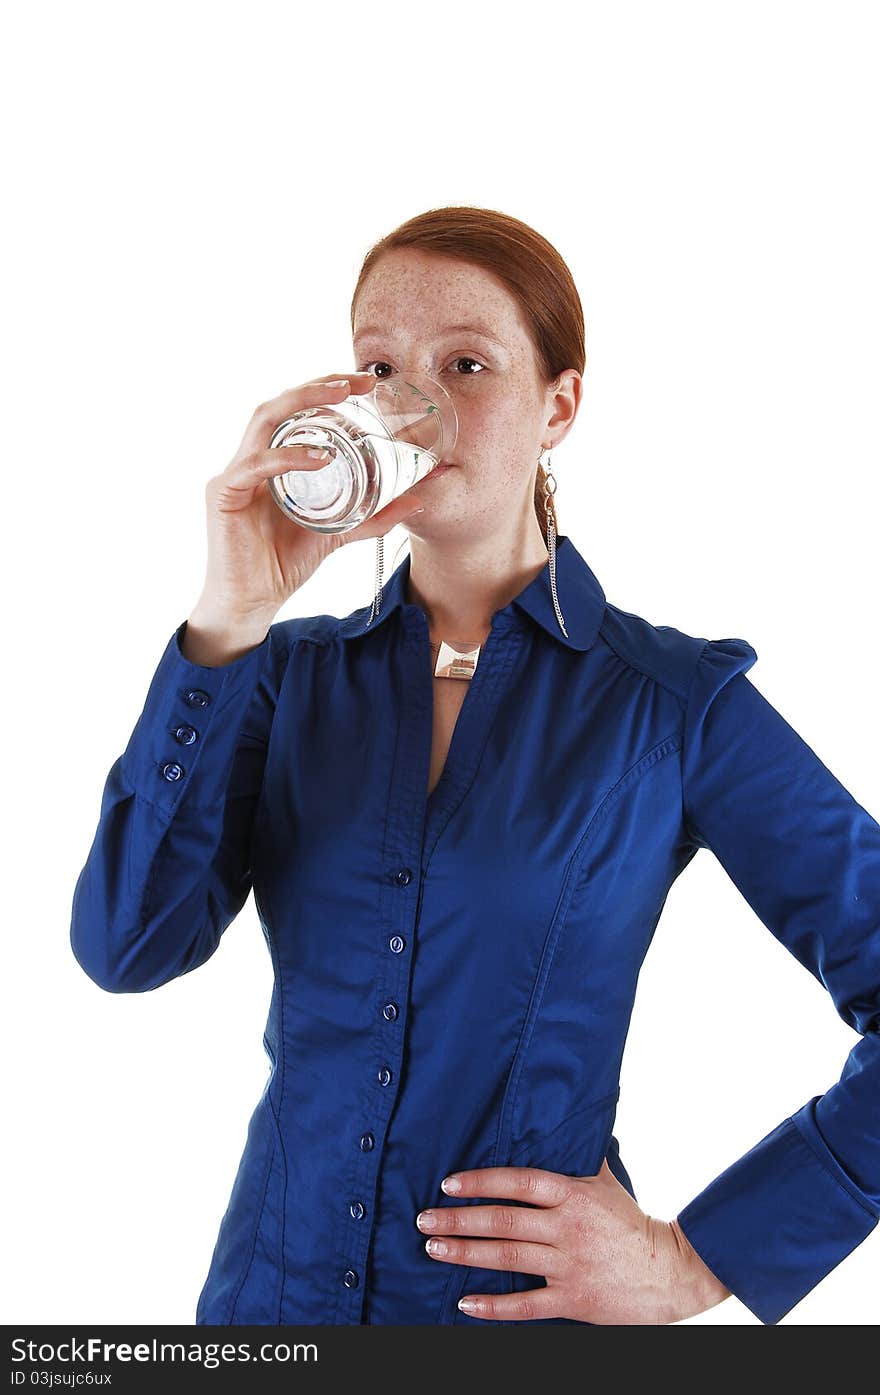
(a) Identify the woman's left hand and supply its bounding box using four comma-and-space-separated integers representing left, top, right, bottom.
416, 1160, 732, 1324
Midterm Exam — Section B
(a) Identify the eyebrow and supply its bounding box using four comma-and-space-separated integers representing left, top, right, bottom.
353, 322, 508, 350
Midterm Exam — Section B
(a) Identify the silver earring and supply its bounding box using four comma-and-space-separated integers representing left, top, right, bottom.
367, 533, 384, 626
541, 448, 569, 638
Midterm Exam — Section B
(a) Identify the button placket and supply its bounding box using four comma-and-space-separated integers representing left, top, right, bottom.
334, 621, 431, 1323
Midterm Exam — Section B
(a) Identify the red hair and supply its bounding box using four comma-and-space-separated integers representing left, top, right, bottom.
350, 205, 585, 538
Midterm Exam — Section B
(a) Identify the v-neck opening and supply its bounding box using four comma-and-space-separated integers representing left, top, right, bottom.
419, 614, 523, 854
424, 675, 474, 820
424, 641, 486, 813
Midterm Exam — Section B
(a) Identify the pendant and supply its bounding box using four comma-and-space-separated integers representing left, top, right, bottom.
433, 639, 481, 680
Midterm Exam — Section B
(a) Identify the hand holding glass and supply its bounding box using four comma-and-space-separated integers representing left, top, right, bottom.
267, 373, 458, 533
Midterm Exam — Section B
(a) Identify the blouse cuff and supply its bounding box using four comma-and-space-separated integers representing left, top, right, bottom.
119, 619, 273, 818
675, 1101, 879, 1324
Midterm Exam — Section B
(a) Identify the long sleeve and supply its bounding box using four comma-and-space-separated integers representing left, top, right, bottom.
70, 617, 287, 994
674, 636, 880, 1324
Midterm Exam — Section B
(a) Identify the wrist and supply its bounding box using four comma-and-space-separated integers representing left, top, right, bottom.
668, 1218, 732, 1315
182, 608, 274, 667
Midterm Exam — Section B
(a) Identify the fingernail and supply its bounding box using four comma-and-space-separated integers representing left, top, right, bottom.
327, 379, 349, 388
458, 1298, 478, 1313
441, 1175, 461, 1193
306, 447, 332, 458
416, 1210, 436, 1230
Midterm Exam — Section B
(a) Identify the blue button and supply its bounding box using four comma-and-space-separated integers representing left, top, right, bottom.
359, 1132, 375, 1151
389, 935, 405, 954
382, 1002, 398, 1021
161, 762, 184, 782
377, 1067, 392, 1086
395, 867, 413, 886
343, 1269, 359, 1288
350, 1201, 366, 1220
184, 688, 211, 708
174, 724, 198, 746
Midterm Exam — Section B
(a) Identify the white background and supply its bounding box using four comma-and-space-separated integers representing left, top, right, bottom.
2, 0, 878, 1327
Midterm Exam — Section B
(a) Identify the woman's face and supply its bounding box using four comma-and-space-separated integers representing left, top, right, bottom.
351, 248, 580, 538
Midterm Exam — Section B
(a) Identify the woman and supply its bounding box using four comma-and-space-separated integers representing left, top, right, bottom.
70, 206, 880, 1326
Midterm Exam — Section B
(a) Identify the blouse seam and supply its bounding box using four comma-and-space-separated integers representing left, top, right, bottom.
598, 622, 694, 706
227, 1121, 278, 1323
285, 633, 332, 649
786, 1114, 878, 1220
506, 1088, 621, 1165
126, 781, 174, 819
138, 815, 169, 943
680, 638, 712, 848
495, 730, 682, 1166
250, 832, 290, 1322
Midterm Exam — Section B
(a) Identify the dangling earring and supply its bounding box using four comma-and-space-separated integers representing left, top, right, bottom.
367, 533, 384, 626
541, 447, 569, 638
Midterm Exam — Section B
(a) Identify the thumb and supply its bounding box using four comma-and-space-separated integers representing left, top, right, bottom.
349, 492, 426, 543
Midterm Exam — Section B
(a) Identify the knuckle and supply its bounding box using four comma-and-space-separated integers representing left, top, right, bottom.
576, 1282, 598, 1313
499, 1242, 520, 1268
570, 1189, 595, 1225
560, 1244, 582, 1278
512, 1295, 537, 1320
570, 1219, 590, 1251
497, 1207, 518, 1235
523, 1170, 542, 1198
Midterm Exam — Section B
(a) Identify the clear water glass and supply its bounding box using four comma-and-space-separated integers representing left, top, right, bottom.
267, 373, 458, 533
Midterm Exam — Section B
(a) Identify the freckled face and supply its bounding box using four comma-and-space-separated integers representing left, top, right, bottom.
352, 248, 553, 533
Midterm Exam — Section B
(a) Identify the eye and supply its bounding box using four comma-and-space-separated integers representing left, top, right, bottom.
358, 357, 486, 379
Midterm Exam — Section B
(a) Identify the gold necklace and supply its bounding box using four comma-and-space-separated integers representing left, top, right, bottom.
428, 638, 482, 681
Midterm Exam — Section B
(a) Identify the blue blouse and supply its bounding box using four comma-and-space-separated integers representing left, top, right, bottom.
70, 533, 880, 1326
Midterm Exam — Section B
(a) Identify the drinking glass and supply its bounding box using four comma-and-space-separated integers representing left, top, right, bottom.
266, 373, 458, 533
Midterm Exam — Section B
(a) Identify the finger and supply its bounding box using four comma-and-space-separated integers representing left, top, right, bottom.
417, 1203, 552, 1243
455, 1284, 564, 1323
241, 372, 377, 454
440, 1167, 570, 1207
300, 370, 378, 397
424, 1234, 567, 1279
218, 443, 337, 495
307, 371, 376, 386
340, 486, 426, 545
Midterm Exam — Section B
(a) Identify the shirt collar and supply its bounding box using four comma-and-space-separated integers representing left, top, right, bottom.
336, 533, 606, 652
